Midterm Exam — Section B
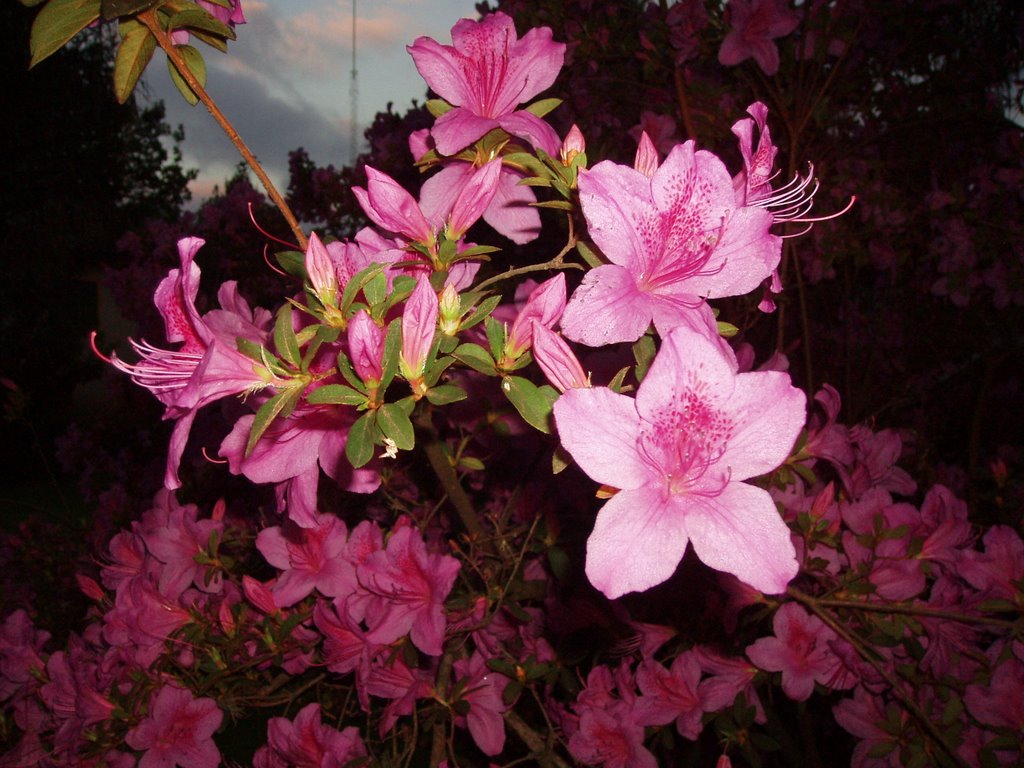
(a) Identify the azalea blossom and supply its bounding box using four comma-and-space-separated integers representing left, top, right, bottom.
560, 142, 780, 346
718, 0, 800, 76
407, 12, 566, 156
552, 325, 804, 598
253, 702, 366, 768
125, 684, 222, 768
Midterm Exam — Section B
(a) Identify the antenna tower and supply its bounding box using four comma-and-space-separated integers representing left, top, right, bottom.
349, 0, 359, 165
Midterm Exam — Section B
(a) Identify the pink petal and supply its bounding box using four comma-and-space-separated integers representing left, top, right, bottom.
483, 167, 541, 244
560, 264, 654, 346
685, 207, 780, 298
552, 386, 648, 491
431, 108, 499, 156
497, 110, 562, 156
720, 370, 806, 480
578, 161, 654, 270
406, 36, 476, 107
585, 485, 690, 599
684, 482, 798, 594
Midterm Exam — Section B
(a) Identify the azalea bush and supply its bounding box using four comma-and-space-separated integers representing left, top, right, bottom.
3, 1, 1023, 767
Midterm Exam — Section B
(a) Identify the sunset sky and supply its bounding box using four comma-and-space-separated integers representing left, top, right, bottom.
145, 0, 481, 202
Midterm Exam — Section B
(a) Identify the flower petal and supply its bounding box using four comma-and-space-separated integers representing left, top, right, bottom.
720, 370, 806, 480
560, 264, 654, 346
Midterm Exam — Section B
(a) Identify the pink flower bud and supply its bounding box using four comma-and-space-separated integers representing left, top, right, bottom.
400, 277, 439, 387
560, 124, 586, 164
446, 158, 503, 241
348, 310, 385, 385
353, 167, 434, 245
532, 322, 588, 392
504, 273, 566, 361
634, 131, 660, 177
219, 599, 237, 636
76, 574, 106, 601
304, 232, 338, 305
242, 575, 280, 616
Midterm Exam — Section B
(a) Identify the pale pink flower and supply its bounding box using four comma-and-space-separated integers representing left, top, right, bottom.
552, 326, 804, 598
718, 0, 800, 76
407, 12, 566, 156
561, 143, 780, 346
125, 684, 222, 768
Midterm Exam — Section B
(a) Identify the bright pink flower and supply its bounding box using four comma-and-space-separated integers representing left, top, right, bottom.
255, 513, 352, 607
253, 702, 366, 768
718, 0, 800, 76
138, 494, 223, 599
552, 326, 804, 598
407, 12, 565, 156
632, 653, 705, 739
358, 525, 460, 656
453, 652, 512, 756
363, 653, 434, 736
125, 684, 222, 768
561, 143, 780, 346
568, 700, 657, 768
503, 273, 566, 361
399, 276, 439, 388
746, 603, 845, 701
105, 237, 272, 489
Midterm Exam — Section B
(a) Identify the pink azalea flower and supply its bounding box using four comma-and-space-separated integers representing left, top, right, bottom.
358, 525, 461, 655
561, 143, 780, 346
632, 653, 706, 739
718, 0, 801, 76
407, 12, 566, 156
568, 700, 657, 768
692, 645, 766, 723
964, 655, 1024, 730
453, 652, 512, 756
363, 653, 434, 736
552, 325, 804, 598
125, 684, 222, 768
347, 310, 385, 387
255, 513, 352, 607
104, 237, 272, 489
253, 702, 366, 768
137, 493, 223, 599
745, 602, 845, 701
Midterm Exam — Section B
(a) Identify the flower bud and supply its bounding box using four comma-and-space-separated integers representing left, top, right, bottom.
560, 124, 586, 165
399, 276, 439, 392
503, 273, 566, 363
304, 232, 338, 306
446, 158, 502, 242
348, 310, 385, 386
634, 131, 660, 178
532, 322, 588, 392
438, 283, 462, 336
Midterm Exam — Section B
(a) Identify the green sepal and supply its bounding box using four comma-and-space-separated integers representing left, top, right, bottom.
502, 376, 556, 433
274, 250, 307, 279
552, 445, 571, 474
576, 240, 605, 268
245, 385, 302, 456
376, 402, 415, 451
378, 319, 403, 391
425, 98, 453, 118
531, 200, 575, 211
524, 97, 562, 118
484, 316, 506, 360
457, 455, 484, 471
166, 7, 235, 40
273, 304, 302, 368
236, 338, 286, 377
426, 383, 467, 406
29, 0, 102, 68
717, 320, 739, 338
607, 366, 630, 393
460, 294, 502, 331
452, 343, 496, 375
306, 384, 366, 406
345, 411, 377, 468
166, 44, 205, 106
113, 18, 156, 104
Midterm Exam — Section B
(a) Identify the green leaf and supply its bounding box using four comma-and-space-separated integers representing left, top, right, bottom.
425, 98, 453, 117
306, 384, 366, 406
113, 19, 156, 103
30, 0, 102, 68
576, 240, 605, 268
340, 263, 386, 315
273, 304, 301, 367
524, 97, 562, 117
336, 350, 368, 392
453, 343, 496, 375
166, 44, 206, 106
531, 200, 575, 211
299, 325, 340, 373
460, 294, 502, 331
632, 334, 657, 382
18, 0, 49, 7
457, 455, 484, 471
245, 386, 302, 456
547, 545, 570, 580
484, 316, 506, 360
345, 411, 376, 468
378, 319, 403, 390
101, 0, 158, 19
376, 402, 415, 450
274, 250, 307, 279
166, 7, 235, 40
717, 320, 739, 338
425, 384, 467, 405
362, 270, 388, 307
502, 376, 556, 433
552, 445, 571, 474
502, 151, 550, 177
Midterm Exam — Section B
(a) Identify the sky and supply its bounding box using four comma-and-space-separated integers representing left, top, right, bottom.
143, 0, 481, 203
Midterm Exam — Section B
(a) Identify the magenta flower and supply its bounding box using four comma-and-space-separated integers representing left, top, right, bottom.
253, 702, 366, 768
552, 325, 804, 598
138, 494, 223, 599
452, 652, 512, 756
407, 12, 566, 156
633, 653, 706, 739
746, 602, 845, 701
568, 700, 657, 768
718, 0, 801, 76
125, 684, 222, 768
358, 525, 460, 656
255, 513, 352, 607
561, 142, 780, 346
104, 237, 272, 489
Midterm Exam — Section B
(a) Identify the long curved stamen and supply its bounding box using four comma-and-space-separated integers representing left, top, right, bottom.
248, 202, 299, 249
110, 338, 203, 393
753, 163, 856, 234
